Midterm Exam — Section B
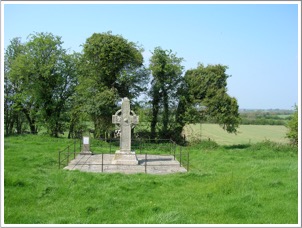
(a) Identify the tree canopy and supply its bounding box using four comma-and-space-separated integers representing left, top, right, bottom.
81, 32, 148, 98
77, 32, 149, 138
5, 31, 243, 142
5, 32, 79, 137
183, 64, 240, 133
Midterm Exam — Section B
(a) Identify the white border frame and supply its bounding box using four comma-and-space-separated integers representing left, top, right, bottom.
1, 1, 301, 227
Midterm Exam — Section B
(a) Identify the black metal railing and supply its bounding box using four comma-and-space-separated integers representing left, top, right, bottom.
58, 140, 81, 169
58, 138, 189, 172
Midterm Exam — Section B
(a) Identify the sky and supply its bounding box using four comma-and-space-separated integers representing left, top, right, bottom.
1, 1, 300, 110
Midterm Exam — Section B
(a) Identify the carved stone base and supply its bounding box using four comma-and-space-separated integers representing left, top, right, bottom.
112, 150, 138, 165
80, 143, 92, 155
80, 151, 93, 155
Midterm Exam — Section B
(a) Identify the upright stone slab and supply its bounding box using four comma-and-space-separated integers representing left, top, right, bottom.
112, 97, 139, 165
80, 136, 92, 155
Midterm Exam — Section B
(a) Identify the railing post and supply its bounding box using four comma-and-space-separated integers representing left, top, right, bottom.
179, 146, 182, 167
173, 144, 176, 160
109, 138, 112, 154
140, 138, 142, 154
67, 146, 70, 165
74, 140, 76, 159
187, 151, 189, 171
79, 139, 81, 154
102, 152, 104, 172
145, 153, 147, 173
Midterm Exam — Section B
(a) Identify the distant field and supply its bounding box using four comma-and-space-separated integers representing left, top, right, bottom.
183, 124, 289, 145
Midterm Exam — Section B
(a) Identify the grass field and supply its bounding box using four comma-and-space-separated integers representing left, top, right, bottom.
183, 124, 290, 145
3, 134, 298, 224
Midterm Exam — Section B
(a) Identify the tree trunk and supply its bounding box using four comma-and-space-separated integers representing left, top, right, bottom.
68, 122, 74, 139
151, 92, 160, 140
94, 119, 101, 139
4, 104, 10, 135
22, 108, 37, 134
29, 123, 37, 134
174, 96, 188, 144
162, 89, 169, 138
8, 117, 15, 135
16, 114, 22, 134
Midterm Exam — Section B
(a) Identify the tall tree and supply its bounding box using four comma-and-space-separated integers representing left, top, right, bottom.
79, 32, 149, 137
149, 47, 184, 139
4, 37, 30, 134
176, 63, 240, 139
9, 32, 79, 137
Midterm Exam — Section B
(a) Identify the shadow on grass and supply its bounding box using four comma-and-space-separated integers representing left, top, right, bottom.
223, 144, 251, 150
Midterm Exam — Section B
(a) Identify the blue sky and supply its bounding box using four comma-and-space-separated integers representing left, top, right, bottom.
2, 2, 300, 109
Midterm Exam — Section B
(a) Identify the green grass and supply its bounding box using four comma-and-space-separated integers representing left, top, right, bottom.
4, 134, 298, 224
184, 123, 290, 145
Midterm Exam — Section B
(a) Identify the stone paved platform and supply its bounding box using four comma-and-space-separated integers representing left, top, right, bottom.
64, 154, 187, 174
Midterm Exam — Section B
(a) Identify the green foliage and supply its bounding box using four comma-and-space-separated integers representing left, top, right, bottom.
81, 31, 148, 98
78, 32, 149, 137
185, 64, 229, 100
204, 89, 240, 133
6, 33, 79, 137
4, 37, 28, 135
239, 110, 293, 126
286, 105, 298, 145
249, 140, 296, 153
5, 32, 244, 141
188, 138, 219, 149
181, 64, 240, 134
149, 47, 184, 139
4, 134, 298, 224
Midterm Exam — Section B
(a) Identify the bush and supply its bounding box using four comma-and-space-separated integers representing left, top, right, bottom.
250, 140, 297, 153
188, 138, 219, 149
286, 106, 298, 145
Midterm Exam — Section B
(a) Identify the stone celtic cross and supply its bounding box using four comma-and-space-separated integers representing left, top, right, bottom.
112, 97, 139, 153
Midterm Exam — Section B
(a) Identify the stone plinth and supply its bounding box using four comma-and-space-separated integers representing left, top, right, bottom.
112, 151, 138, 165
64, 154, 187, 174
80, 136, 92, 155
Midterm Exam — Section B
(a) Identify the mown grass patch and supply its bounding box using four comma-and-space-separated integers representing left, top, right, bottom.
4, 134, 298, 224
184, 123, 290, 145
